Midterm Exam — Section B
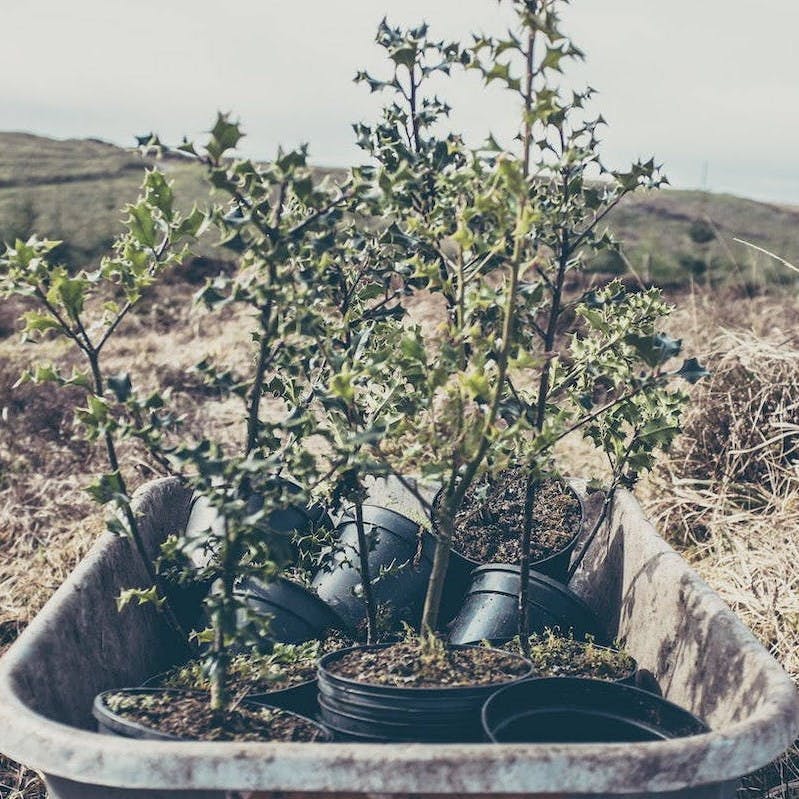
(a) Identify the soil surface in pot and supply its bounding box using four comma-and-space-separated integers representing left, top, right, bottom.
158, 631, 355, 695
449, 472, 581, 563
503, 633, 635, 680
326, 638, 530, 688
103, 691, 326, 742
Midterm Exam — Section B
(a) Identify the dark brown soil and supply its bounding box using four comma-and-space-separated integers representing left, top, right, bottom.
504, 633, 636, 680
103, 690, 327, 741
449, 472, 581, 564
158, 631, 356, 695
326, 639, 531, 688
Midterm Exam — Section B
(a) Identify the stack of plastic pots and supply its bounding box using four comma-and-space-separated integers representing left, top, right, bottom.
317, 642, 534, 742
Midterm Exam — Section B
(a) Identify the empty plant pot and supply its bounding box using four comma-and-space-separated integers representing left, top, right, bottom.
317, 642, 533, 743
482, 677, 709, 743
93, 687, 331, 742
447, 563, 606, 646
185, 482, 332, 570
241, 576, 345, 644
312, 505, 451, 631
434, 476, 584, 583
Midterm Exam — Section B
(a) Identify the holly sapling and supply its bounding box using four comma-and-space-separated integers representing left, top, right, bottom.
359, 1, 707, 644
304, 231, 428, 642
135, 116, 371, 714
0, 170, 207, 645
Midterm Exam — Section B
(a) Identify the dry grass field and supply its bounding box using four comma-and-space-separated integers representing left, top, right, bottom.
1, 271, 798, 796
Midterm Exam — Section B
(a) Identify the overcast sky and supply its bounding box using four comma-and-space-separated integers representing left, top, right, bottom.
2, 1, 797, 204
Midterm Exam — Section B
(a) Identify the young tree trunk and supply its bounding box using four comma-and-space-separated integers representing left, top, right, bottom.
209, 622, 229, 713
421, 499, 454, 633
354, 499, 378, 644
210, 520, 237, 713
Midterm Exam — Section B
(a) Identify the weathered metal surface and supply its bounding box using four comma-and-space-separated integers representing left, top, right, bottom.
0, 476, 795, 799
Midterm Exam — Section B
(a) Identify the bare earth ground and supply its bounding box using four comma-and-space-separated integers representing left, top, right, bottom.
1, 285, 799, 796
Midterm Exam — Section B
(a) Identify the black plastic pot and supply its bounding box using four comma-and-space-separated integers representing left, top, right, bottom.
141, 669, 321, 719
434, 478, 584, 583
184, 483, 332, 569
317, 643, 534, 743
482, 677, 709, 743
447, 563, 607, 646
240, 576, 345, 644
170, 485, 333, 631
93, 688, 331, 741
312, 505, 457, 631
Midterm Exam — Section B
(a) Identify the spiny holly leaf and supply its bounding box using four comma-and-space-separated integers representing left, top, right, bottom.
21, 311, 61, 335
676, 357, 710, 384
108, 372, 132, 403
86, 471, 126, 505
626, 333, 682, 367
117, 586, 163, 611
207, 113, 244, 160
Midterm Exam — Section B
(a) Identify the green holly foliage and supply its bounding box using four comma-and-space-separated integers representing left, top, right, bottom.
352, 0, 706, 632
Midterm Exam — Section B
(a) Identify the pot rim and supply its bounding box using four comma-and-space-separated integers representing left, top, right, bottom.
318, 641, 534, 694
481, 676, 709, 743
94, 687, 330, 742
432, 475, 585, 568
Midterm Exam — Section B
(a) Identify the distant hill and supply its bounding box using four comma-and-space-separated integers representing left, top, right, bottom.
1, 131, 797, 289
0, 132, 209, 269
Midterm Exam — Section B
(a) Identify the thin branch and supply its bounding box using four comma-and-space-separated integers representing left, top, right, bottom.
288, 189, 355, 239
572, 191, 628, 251
535, 384, 647, 454
97, 234, 172, 353
33, 288, 86, 351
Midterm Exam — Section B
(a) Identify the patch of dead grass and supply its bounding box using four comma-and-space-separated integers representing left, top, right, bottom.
644, 309, 799, 797
0, 756, 45, 799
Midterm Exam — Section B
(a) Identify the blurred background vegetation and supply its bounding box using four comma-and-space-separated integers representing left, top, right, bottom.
1, 131, 798, 295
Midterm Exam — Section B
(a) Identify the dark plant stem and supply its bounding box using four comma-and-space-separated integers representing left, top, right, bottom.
354, 499, 377, 644
518, 24, 544, 651
86, 346, 191, 652
210, 517, 236, 712
408, 65, 421, 154
567, 428, 642, 580
566, 487, 616, 581
522, 29, 536, 178
246, 309, 274, 455
518, 472, 536, 658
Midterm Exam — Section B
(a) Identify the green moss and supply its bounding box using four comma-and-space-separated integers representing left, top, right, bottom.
502, 631, 636, 681
158, 632, 355, 696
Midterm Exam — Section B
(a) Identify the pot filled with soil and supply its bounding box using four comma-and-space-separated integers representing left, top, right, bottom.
149, 632, 356, 718
312, 505, 449, 632
436, 472, 583, 583
482, 677, 709, 743
317, 637, 533, 742
499, 631, 637, 684
240, 575, 346, 644
447, 563, 606, 645
93, 688, 331, 742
